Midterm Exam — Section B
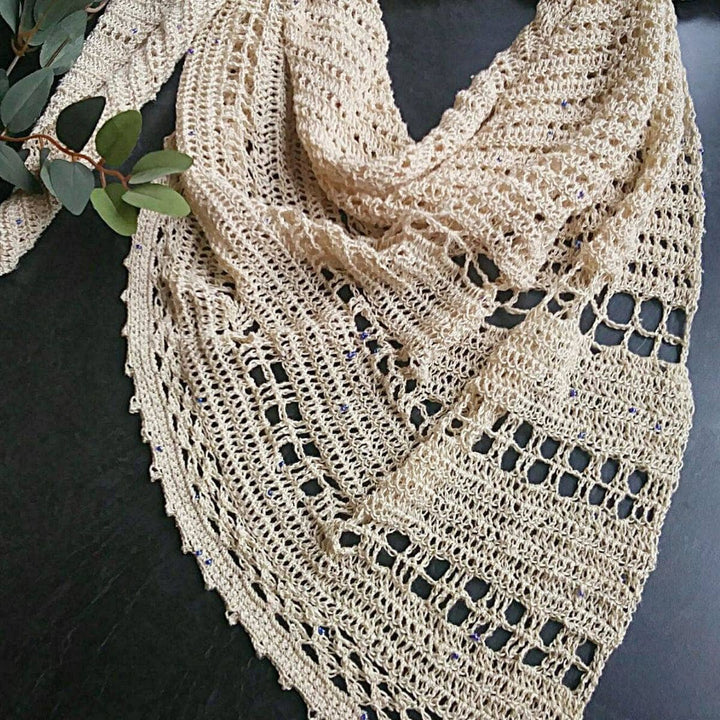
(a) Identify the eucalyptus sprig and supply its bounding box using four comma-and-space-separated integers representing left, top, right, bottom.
1, 0, 99, 75
0, 1, 194, 235
0, 96, 193, 234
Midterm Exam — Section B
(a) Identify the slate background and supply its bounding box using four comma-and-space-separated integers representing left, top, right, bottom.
0, 2, 718, 719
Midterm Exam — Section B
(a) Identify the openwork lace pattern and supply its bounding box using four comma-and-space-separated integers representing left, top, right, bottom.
0, 1, 705, 718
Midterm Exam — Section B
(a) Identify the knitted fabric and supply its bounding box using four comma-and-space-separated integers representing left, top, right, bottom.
0, 1, 705, 718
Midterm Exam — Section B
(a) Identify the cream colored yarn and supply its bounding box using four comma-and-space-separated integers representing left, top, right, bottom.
0, 1, 705, 719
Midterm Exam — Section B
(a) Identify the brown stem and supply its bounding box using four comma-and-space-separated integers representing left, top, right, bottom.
10, 35, 25, 58
86, 0, 110, 14
0, 132, 130, 188
12, 29, 38, 61
16, 0, 63, 55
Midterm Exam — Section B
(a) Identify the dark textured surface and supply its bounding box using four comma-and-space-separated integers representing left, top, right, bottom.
1, 2, 718, 719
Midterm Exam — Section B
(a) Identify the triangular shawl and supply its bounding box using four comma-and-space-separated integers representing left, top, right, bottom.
0, 1, 705, 718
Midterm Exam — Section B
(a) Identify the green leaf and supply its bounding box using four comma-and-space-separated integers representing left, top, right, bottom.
122, 183, 190, 217
18, 0, 34, 32
0, 69, 9, 103
39, 154, 56, 197
0, 142, 38, 192
0, 67, 54, 133
48, 158, 94, 215
0, 0, 19, 32
128, 150, 193, 184
34, 0, 87, 28
26, 15, 59, 45
90, 183, 138, 236
39, 9, 86, 73
40, 24, 84, 73
95, 109, 141, 166
29, 0, 86, 45
56, 95, 105, 152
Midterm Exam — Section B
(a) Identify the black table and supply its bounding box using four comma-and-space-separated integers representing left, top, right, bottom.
2, 2, 719, 718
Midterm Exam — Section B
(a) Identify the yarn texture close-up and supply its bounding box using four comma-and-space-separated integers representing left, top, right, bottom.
0, 1, 708, 719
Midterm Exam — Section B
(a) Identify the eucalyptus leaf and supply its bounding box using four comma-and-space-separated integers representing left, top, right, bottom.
48, 158, 94, 215
56, 95, 105, 152
26, 10, 62, 45
39, 148, 54, 195
0, 142, 39, 192
129, 150, 193, 184
34, 0, 87, 28
41, 26, 84, 74
122, 183, 191, 217
39, 9, 86, 73
0, 0, 18, 32
27, 19, 52, 45
39, 155, 56, 196
0, 68, 54, 133
18, 0, 34, 32
95, 109, 141, 166
90, 183, 138, 236
0, 69, 9, 103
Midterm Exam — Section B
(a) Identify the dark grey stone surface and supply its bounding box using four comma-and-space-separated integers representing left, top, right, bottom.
1, 2, 718, 718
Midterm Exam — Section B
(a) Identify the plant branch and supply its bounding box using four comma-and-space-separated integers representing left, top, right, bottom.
0, 132, 130, 187
12, 30, 35, 60
13, 0, 60, 60
5, 55, 20, 77
85, 0, 110, 14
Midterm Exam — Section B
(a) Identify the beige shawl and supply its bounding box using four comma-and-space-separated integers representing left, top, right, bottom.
0, 1, 705, 718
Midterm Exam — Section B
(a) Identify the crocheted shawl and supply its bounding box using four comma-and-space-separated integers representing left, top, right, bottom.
0, 1, 705, 718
